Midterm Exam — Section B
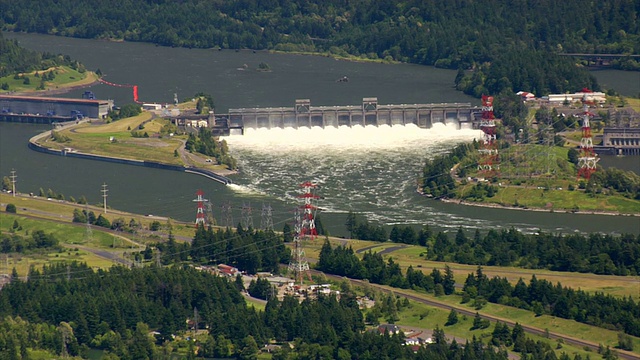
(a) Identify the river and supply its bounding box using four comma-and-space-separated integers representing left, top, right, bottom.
2, 32, 639, 236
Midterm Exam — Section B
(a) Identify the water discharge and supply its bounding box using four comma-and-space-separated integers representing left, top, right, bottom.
224, 124, 483, 226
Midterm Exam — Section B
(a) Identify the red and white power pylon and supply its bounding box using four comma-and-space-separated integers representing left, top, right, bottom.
577, 89, 599, 180
477, 95, 499, 176
193, 189, 207, 227
288, 181, 320, 285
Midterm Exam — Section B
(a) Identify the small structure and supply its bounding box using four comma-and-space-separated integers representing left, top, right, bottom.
377, 324, 401, 335
547, 91, 606, 104
217, 264, 239, 277
516, 91, 536, 101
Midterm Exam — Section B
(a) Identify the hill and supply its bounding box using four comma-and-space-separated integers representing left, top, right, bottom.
2, 1, 639, 96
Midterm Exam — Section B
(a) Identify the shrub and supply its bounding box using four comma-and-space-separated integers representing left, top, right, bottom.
5, 203, 17, 213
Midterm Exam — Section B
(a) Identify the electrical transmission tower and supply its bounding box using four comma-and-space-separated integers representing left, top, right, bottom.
477, 95, 499, 177
9, 169, 16, 197
288, 182, 319, 285
241, 202, 254, 229
193, 190, 207, 227
261, 203, 273, 231
206, 200, 216, 226
221, 201, 233, 228
84, 205, 93, 242
577, 89, 599, 180
101, 183, 108, 213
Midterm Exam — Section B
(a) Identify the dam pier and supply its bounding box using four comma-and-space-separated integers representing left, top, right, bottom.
174, 98, 481, 135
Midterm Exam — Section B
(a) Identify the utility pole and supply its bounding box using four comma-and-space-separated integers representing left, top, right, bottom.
10, 169, 16, 197
101, 183, 108, 213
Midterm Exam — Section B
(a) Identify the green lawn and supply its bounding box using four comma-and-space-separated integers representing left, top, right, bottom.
0, 66, 97, 93
392, 301, 601, 360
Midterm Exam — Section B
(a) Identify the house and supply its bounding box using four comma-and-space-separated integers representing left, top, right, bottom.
377, 324, 401, 335
516, 91, 536, 101
217, 264, 239, 277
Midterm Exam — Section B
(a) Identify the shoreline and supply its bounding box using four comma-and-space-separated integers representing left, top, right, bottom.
418, 188, 640, 217
4, 71, 101, 97
26, 117, 235, 186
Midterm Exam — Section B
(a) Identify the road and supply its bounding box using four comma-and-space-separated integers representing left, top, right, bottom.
312, 270, 640, 360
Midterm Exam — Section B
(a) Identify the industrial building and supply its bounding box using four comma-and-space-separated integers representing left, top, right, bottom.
0, 94, 113, 121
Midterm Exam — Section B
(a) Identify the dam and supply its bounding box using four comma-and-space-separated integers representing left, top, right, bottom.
174, 98, 481, 135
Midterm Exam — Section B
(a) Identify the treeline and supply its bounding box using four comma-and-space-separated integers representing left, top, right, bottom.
345, 211, 388, 242
318, 240, 455, 294
0, 31, 83, 78
0, 263, 513, 360
4, 1, 639, 95
587, 167, 640, 200
107, 103, 142, 121
151, 225, 291, 275
185, 127, 236, 170
1, 228, 59, 253
462, 267, 640, 337
387, 226, 640, 276
421, 142, 476, 198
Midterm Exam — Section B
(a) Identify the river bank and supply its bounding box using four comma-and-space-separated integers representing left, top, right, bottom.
29, 116, 235, 185
418, 187, 640, 217
2, 70, 100, 97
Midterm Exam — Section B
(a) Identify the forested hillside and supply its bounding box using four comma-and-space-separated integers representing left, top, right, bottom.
0, 263, 518, 359
1, 0, 638, 95
0, 32, 80, 77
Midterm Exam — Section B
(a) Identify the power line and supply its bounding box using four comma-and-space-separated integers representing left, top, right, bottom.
101, 183, 108, 214
10, 169, 17, 197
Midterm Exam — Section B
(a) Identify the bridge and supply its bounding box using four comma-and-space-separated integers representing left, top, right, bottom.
216, 98, 480, 134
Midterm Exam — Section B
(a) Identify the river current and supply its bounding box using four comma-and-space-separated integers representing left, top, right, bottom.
1, 33, 639, 235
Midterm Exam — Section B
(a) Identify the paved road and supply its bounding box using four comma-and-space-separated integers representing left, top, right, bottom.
312, 270, 639, 360
355, 243, 407, 255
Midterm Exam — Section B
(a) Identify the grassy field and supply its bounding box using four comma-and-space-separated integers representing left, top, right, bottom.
41, 113, 186, 165
459, 184, 640, 214
393, 300, 598, 359
0, 66, 98, 93
364, 281, 640, 354
303, 236, 640, 300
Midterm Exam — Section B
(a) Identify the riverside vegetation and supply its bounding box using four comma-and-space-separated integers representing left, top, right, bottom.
2, 192, 639, 358
2, 1, 639, 99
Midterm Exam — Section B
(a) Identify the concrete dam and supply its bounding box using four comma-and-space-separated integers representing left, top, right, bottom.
226, 98, 479, 134
173, 98, 482, 135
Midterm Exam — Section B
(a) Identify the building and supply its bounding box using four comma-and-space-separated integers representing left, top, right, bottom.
600, 127, 640, 155
547, 91, 606, 104
0, 94, 113, 119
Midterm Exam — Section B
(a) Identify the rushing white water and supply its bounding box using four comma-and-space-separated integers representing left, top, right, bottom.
223, 124, 482, 226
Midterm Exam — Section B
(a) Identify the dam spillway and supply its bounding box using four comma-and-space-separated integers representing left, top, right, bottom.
226, 98, 479, 134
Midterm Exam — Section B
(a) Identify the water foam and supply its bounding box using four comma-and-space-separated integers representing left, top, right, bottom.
223, 124, 483, 227
225, 123, 480, 153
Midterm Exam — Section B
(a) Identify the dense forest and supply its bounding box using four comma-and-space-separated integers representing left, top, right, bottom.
462, 267, 640, 337
317, 241, 640, 338
387, 226, 640, 276
0, 31, 81, 77
2, 1, 639, 96
0, 263, 528, 360
152, 225, 291, 275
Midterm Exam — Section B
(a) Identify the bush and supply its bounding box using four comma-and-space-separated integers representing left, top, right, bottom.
5, 203, 16, 213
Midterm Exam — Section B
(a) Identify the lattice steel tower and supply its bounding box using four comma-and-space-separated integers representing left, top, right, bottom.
193, 190, 207, 227
577, 90, 599, 180
477, 95, 499, 176
261, 203, 274, 231
241, 202, 254, 229
288, 182, 319, 285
